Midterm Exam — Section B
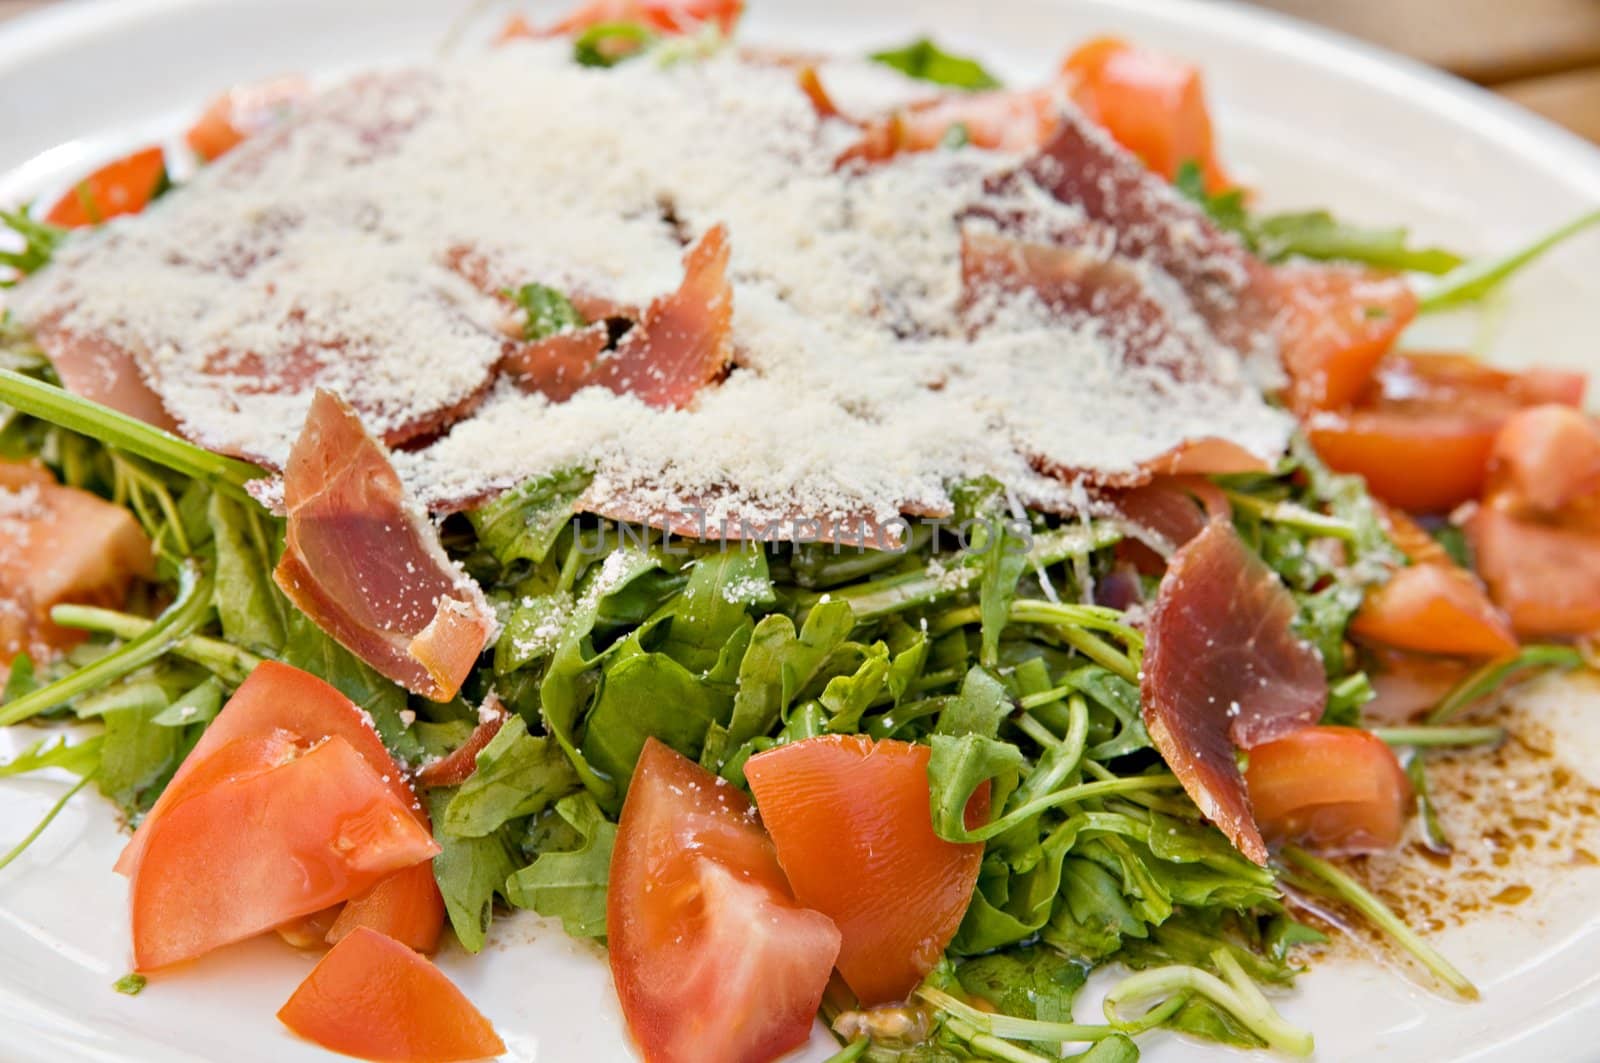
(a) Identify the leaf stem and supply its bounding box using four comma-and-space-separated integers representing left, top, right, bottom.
1425, 644, 1584, 724
0, 561, 216, 725
49, 603, 262, 687
1223, 490, 1357, 542
1102, 949, 1314, 1057
1372, 725, 1504, 749
819, 1038, 870, 1063
0, 772, 95, 875
0, 369, 265, 500
1281, 846, 1479, 1001
1418, 208, 1600, 313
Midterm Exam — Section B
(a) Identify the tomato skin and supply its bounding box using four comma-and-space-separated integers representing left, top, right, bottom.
130, 735, 440, 971
1275, 266, 1417, 413
609, 739, 840, 1063
1062, 36, 1230, 192
745, 735, 988, 1006
326, 861, 446, 954
186, 76, 309, 162
1467, 507, 1600, 637
117, 660, 420, 876
1486, 404, 1600, 521
44, 146, 167, 228
1244, 727, 1411, 854
278, 927, 505, 1063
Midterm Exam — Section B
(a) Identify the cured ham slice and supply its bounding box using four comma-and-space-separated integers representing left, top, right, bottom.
503, 225, 734, 410
30, 320, 177, 432
1107, 476, 1229, 554
274, 390, 494, 701
1140, 514, 1327, 864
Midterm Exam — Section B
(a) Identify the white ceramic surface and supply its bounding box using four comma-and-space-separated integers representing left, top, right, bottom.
3, 1, 1600, 1060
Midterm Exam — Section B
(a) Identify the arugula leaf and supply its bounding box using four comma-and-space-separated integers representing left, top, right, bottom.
113, 973, 147, 996
926, 732, 1024, 842
1419, 207, 1600, 313
1, 653, 37, 702
208, 494, 286, 654
97, 696, 181, 814
935, 666, 1011, 739
955, 945, 1088, 1022
712, 600, 855, 762
1174, 162, 1250, 233
952, 478, 1029, 668
443, 715, 579, 837
428, 789, 521, 953
506, 283, 587, 339
581, 651, 727, 790
151, 676, 224, 727
505, 791, 616, 938
0, 732, 104, 778
820, 642, 890, 733
656, 548, 772, 675
870, 38, 1001, 91
0, 206, 66, 286
467, 467, 592, 569
573, 22, 658, 68
1042, 857, 1147, 962
1075, 1036, 1140, 1063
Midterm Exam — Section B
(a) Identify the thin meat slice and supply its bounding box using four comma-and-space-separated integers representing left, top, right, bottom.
499, 324, 612, 403
274, 390, 494, 701
590, 224, 733, 409
30, 320, 177, 432
1107, 476, 1230, 555
1141, 517, 1327, 864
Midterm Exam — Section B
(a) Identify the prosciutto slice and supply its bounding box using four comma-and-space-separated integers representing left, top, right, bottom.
1140, 513, 1326, 864
503, 225, 733, 409
274, 390, 495, 701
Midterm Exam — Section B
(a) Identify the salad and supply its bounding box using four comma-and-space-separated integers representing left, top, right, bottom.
4, 2, 1600, 1062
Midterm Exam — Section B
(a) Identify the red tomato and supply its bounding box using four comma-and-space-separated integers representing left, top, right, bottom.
117, 660, 420, 876
540, 0, 743, 36
1486, 404, 1600, 521
278, 927, 505, 1063
744, 735, 988, 1006
609, 739, 840, 1063
131, 736, 440, 971
1352, 563, 1518, 658
1275, 266, 1416, 412
186, 76, 310, 162
327, 861, 446, 954
1467, 507, 1600, 637
1308, 352, 1587, 514
1062, 36, 1231, 192
44, 147, 167, 228
416, 714, 505, 788
1244, 726, 1411, 854
0, 469, 154, 664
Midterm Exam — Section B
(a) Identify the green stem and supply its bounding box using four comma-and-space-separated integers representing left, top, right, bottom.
1372, 725, 1504, 749
0, 561, 215, 725
0, 369, 265, 500
0, 772, 96, 875
1223, 490, 1356, 542
1425, 644, 1584, 724
961, 774, 1180, 843
1281, 846, 1479, 1001
49, 603, 261, 687
821, 1038, 870, 1063
1103, 951, 1314, 1058
1418, 208, 1600, 313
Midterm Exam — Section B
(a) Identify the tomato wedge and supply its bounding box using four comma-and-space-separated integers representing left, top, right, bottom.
1062, 36, 1231, 192
186, 76, 309, 162
1244, 726, 1411, 854
327, 861, 446, 954
1486, 404, 1600, 522
117, 660, 419, 876
1467, 506, 1600, 637
279, 927, 504, 1063
0, 469, 154, 663
745, 735, 988, 1006
1275, 266, 1416, 413
609, 738, 840, 1063
1308, 352, 1587, 514
131, 735, 439, 971
44, 146, 167, 228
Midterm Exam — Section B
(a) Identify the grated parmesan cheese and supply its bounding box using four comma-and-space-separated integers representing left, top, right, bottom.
8, 42, 1292, 529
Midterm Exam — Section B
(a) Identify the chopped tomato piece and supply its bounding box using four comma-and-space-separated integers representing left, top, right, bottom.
609, 739, 840, 1063
1467, 507, 1600, 637
416, 713, 506, 788
745, 735, 987, 1006
1062, 36, 1231, 192
1307, 352, 1586, 514
537, 0, 743, 37
0, 466, 154, 664
130, 736, 439, 971
44, 146, 167, 228
278, 927, 505, 1063
1352, 563, 1518, 658
186, 76, 310, 162
327, 861, 446, 954
1485, 404, 1600, 522
117, 660, 420, 877
1275, 265, 1416, 412
1244, 726, 1411, 854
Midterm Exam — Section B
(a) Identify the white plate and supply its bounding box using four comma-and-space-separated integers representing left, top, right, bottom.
4, 1, 1600, 1060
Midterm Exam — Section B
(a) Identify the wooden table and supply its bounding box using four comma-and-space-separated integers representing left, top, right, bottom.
2, 0, 1598, 144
